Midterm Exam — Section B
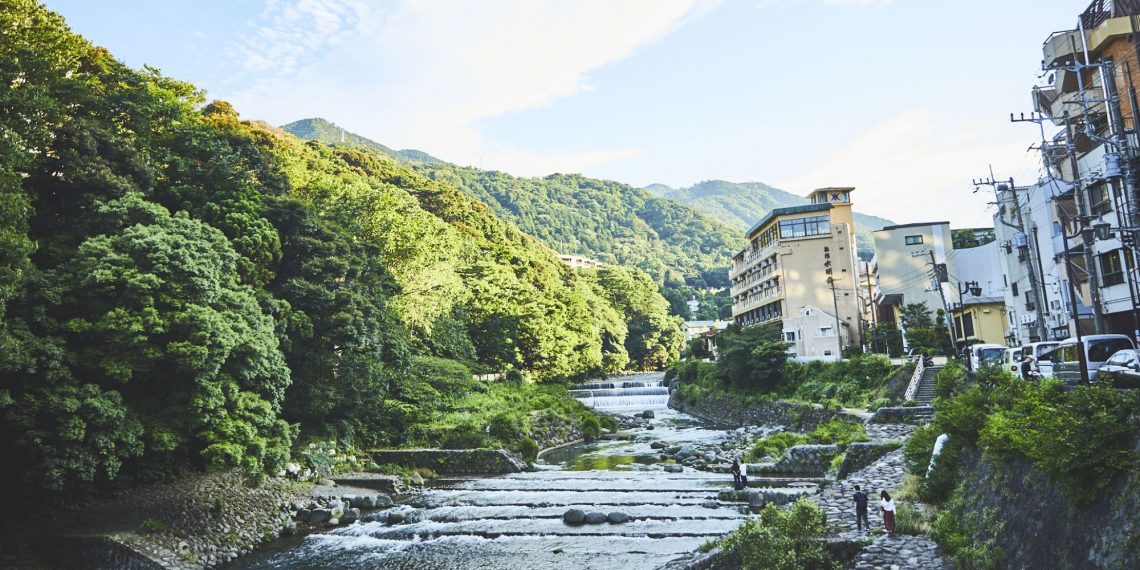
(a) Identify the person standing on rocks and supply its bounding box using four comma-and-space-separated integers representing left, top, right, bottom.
731, 458, 743, 490
853, 485, 870, 532
880, 490, 896, 534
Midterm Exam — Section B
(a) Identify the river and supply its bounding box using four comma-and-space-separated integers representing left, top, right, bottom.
228, 373, 758, 569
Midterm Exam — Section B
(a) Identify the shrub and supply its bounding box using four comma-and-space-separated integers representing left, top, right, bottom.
806, 418, 868, 450
895, 474, 923, 502
920, 442, 961, 505
893, 502, 929, 536
439, 423, 488, 449
599, 416, 619, 432
518, 437, 539, 463
978, 381, 1140, 504
721, 498, 837, 570
930, 491, 1006, 570
580, 416, 602, 442
140, 518, 167, 534
903, 423, 940, 476
933, 385, 989, 446
750, 432, 808, 461
487, 413, 523, 443
934, 360, 966, 399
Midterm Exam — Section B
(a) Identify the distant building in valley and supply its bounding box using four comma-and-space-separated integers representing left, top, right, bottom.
873, 221, 955, 334
729, 187, 862, 361
558, 254, 605, 270
681, 320, 731, 343
947, 241, 1009, 346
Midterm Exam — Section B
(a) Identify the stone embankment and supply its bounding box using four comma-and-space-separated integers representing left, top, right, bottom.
748, 444, 840, 477
668, 390, 856, 430
371, 448, 527, 475
20, 470, 309, 569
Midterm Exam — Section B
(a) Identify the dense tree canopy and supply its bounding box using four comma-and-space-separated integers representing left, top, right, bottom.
0, 0, 683, 506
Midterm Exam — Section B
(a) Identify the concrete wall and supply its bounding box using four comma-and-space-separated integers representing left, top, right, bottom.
668, 390, 855, 430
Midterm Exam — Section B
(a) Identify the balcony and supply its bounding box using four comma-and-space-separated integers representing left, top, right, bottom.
732, 286, 783, 316
1043, 30, 1084, 69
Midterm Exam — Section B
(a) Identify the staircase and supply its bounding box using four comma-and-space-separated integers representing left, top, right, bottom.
911, 365, 941, 423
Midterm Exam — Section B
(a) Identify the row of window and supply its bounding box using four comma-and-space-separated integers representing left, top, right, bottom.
779, 215, 830, 239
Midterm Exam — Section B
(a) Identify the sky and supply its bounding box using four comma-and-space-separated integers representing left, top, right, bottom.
44, 0, 1087, 227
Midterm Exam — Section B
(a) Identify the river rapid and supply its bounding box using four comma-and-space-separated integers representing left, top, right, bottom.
228, 373, 763, 570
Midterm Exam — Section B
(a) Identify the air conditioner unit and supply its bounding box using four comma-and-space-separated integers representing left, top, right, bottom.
1014, 233, 1028, 248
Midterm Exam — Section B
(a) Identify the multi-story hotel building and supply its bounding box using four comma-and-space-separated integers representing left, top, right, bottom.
729, 188, 862, 360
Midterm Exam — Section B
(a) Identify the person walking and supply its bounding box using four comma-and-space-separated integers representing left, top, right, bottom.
1020, 353, 1036, 380
853, 485, 870, 532
731, 458, 742, 490
880, 490, 896, 534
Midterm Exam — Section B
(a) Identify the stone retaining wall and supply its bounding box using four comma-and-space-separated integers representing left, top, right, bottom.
529, 414, 583, 450
668, 392, 853, 430
837, 441, 900, 479
748, 444, 840, 477
371, 449, 526, 475
868, 406, 933, 424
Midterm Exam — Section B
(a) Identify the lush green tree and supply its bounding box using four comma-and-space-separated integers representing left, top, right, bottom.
716, 323, 789, 391
900, 302, 951, 355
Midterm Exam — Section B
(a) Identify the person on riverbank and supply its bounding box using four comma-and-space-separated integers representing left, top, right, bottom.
853, 485, 870, 532
731, 458, 743, 490
880, 490, 896, 533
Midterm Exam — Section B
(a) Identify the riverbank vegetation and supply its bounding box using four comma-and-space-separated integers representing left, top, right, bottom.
748, 418, 869, 461
668, 323, 902, 409
0, 1, 680, 509
710, 498, 837, 570
902, 361, 1140, 567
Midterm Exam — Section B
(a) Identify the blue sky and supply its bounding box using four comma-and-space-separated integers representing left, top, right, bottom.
45, 0, 1084, 226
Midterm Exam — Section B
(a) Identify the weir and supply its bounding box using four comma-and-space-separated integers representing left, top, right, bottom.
227, 373, 768, 570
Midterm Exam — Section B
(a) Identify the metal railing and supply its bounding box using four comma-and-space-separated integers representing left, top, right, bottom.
903, 357, 925, 402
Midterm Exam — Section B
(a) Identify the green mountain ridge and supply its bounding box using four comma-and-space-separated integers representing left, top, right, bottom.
281, 118, 444, 164
282, 120, 747, 288
645, 180, 895, 260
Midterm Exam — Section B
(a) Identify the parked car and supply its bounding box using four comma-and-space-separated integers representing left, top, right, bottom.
1019, 341, 1060, 364
1003, 347, 1020, 375
1097, 349, 1140, 389
967, 343, 1008, 371
1050, 334, 1136, 385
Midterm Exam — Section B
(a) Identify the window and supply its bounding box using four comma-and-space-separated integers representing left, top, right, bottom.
1100, 251, 1125, 286
778, 215, 830, 239
1012, 283, 1019, 297
784, 331, 796, 342
1088, 184, 1113, 217
962, 314, 975, 338
1088, 339, 1133, 362
904, 235, 923, 245
819, 326, 833, 337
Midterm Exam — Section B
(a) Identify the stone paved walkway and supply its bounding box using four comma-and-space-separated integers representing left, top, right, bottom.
852, 534, 948, 569
808, 425, 951, 569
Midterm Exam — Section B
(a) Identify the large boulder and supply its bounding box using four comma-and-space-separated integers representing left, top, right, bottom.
650, 442, 667, 450
563, 509, 586, 525
642, 410, 655, 419
607, 512, 631, 524
663, 464, 684, 473
307, 509, 331, 524
341, 507, 361, 525
584, 512, 607, 525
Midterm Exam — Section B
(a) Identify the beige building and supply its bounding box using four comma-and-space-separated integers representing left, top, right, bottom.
872, 222, 955, 327
729, 188, 862, 359
558, 254, 604, 270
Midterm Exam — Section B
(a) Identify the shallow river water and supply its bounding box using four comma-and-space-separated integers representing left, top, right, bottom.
228, 373, 766, 570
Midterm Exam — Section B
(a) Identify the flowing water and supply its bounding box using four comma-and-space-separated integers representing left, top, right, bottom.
229, 373, 762, 570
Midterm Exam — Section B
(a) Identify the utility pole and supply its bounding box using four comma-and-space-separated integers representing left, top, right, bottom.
914, 250, 958, 356
1064, 115, 1107, 334
973, 172, 1050, 342
865, 266, 878, 352
825, 251, 843, 356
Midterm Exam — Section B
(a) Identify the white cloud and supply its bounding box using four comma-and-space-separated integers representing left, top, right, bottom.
776, 109, 1034, 227
224, 0, 709, 176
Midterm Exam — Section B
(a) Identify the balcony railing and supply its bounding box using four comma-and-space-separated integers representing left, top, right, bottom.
1081, 0, 1140, 30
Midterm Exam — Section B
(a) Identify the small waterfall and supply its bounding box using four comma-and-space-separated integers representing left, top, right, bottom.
571, 375, 669, 410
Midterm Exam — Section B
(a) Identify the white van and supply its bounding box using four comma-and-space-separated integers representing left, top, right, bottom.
1050, 334, 1136, 385
1017, 341, 1060, 378
968, 343, 1008, 372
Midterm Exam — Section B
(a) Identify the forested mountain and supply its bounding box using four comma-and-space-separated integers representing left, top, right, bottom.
281, 122, 746, 289
0, 0, 680, 506
280, 118, 444, 164
646, 180, 895, 260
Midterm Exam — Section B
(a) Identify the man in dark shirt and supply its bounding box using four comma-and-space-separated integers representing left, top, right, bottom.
853, 484, 870, 532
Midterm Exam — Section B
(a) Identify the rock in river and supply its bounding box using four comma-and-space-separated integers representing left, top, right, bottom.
607, 512, 631, 524
563, 509, 586, 525
585, 512, 608, 524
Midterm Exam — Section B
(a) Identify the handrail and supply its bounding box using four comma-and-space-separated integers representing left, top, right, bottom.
903, 358, 925, 402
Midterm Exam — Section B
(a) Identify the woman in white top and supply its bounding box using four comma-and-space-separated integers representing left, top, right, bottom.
880, 490, 896, 533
